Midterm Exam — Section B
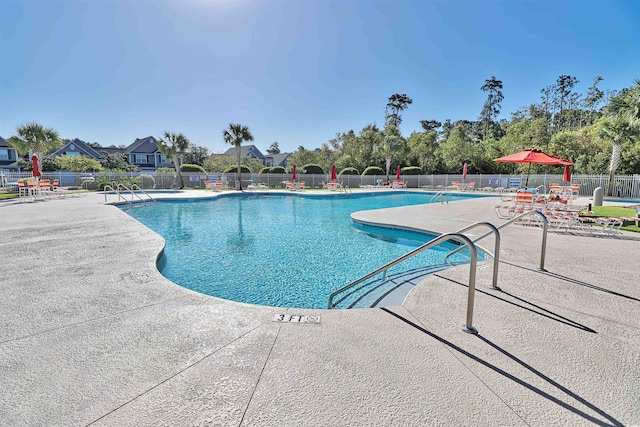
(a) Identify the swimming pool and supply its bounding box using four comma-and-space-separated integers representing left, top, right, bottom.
125, 192, 479, 309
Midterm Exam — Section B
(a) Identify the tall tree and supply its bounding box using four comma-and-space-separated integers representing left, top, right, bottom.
222, 123, 254, 190
555, 75, 579, 131
380, 124, 404, 181
182, 144, 210, 166
8, 122, 62, 160
479, 76, 504, 140
385, 93, 413, 127
158, 132, 191, 189
266, 142, 281, 154
419, 119, 442, 133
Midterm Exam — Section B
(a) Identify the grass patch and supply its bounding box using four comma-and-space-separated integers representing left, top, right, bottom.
582, 206, 636, 217
581, 205, 639, 232
0, 193, 18, 200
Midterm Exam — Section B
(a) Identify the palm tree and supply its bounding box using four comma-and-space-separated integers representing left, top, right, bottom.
8, 122, 61, 160
602, 80, 640, 195
222, 123, 254, 190
158, 132, 191, 189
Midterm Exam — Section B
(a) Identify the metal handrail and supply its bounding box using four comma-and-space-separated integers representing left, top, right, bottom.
430, 191, 449, 204
446, 222, 500, 290
103, 184, 133, 206
117, 183, 150, 205
130, 184, 156, 202
448, 210, 549, 272
328, 232, 480, 334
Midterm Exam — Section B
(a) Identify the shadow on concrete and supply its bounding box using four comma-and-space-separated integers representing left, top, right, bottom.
381, 307, 623, 427
500, 261, 640, 302
433, 274, 597, 333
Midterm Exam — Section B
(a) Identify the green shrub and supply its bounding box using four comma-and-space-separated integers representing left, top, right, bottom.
223, 165, 251, 173
260, 166, 285, 174
269, 166, 286, 174
180, 163, 206, 173
95, 176, 112, 190
400, 166, 423, 175
140, 174, 155, 189
362, 166, 385, 175
338, 167, 360, 175
155, 167, 175, 173
302, 164, 324, 174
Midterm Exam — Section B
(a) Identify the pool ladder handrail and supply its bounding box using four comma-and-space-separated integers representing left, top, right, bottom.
103, 184, 132, 206
430, 191, 449, 204
328, 232, 480, 334
446, 210, 549, 273
446, 222, 501, 290
116, 183, 156, 205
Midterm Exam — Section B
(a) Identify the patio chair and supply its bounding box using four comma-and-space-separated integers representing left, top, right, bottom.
392, 180, 406, 188
39, 179, 53, 198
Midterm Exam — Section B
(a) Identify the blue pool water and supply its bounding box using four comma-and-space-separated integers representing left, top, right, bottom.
125, 192, 478, 309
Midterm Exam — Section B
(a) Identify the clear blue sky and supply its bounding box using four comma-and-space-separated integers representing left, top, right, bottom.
1, 0, 639, 154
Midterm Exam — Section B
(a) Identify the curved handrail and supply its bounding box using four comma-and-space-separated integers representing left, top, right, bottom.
130, 184, 156, 202
328, 232, 480, 334
446, 222, 500, 290
449, 210, 549, 272
430, 191, 449, 204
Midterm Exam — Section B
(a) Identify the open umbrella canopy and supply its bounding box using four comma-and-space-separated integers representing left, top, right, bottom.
330, 164, 337, 181
494, 148, 572, 165
32, 155, 41, 178
494, 148, 572, 188
395, 165, 401, 180
292, 164, 297, 181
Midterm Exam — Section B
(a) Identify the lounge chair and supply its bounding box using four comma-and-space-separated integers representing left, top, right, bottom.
392, 180, 406, 188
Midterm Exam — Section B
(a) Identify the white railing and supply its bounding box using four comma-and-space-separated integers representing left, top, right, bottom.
2, 171, 639, 198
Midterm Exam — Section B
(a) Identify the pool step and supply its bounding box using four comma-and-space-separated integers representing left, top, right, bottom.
331, 264, 450, 309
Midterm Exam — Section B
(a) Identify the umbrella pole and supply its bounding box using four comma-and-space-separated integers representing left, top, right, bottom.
525, 162, 532, 188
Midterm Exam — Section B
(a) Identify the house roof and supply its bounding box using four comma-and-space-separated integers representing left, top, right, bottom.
51, 138, 102, 158
125, 136, 159, 154
223, 145, 265, 159
97, 147, 126, 155
265, 152, 291, 167
0, 136, 9, 148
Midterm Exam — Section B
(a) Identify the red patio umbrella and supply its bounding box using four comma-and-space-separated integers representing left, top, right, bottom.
494, 148, 572, 187
462, 162, 468, 180
563, 165, 571, 182
292, 164, 297, 181
32, 155, 41, 178
330, 164, 337, 181
395, 165, 401, 181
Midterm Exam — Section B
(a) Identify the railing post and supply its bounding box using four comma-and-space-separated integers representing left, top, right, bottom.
539, 220, 548, 271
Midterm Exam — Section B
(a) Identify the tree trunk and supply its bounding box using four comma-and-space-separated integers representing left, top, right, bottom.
385, 156, 391, 182
606, 143, 621, 196
174, 149, 184, 189
236, 147, 242, 191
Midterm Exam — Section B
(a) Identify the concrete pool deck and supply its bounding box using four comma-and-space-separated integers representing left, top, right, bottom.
0, 190, 638, 426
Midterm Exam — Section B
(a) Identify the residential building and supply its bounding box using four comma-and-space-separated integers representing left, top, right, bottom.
223, 145, 266, 163
123, 136, 174, 172
0, 136, 20, 171
264, 152, 291, 167
51, 138, 102, 159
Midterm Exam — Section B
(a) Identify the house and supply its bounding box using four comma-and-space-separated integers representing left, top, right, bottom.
223, 145, 266, 163
123, 136, 174, 172
264, 152, 291, 167
51, 138, 102, 160
0, 136, 20, 171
